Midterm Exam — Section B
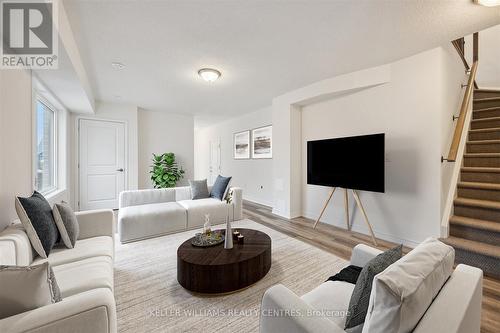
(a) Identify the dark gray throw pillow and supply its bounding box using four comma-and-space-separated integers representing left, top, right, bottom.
345, 244, 403, 329
15, 191, 60, 258
210, 175, 232, 201
53, 202, 80, 249
189, 179, 210, 200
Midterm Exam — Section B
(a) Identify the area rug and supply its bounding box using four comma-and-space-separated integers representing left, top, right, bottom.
114, 219, 348, 333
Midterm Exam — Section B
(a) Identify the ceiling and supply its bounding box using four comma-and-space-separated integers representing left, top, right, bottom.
63, 0, 500, 125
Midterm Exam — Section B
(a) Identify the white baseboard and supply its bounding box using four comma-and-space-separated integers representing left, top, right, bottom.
302, 210, 420, 248
249, 203, 421, 248
242, 195, 273, 208
271, 208, 290, 219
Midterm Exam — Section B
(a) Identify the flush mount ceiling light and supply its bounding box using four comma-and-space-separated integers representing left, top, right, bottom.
198, 68, 221, 82
474, 0, 500, 6
111, 62, 126, 70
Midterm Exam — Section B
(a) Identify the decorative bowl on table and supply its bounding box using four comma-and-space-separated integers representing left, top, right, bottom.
191, 231, 225, 247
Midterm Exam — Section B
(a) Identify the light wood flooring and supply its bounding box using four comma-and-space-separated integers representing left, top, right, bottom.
242, 200, 500, 333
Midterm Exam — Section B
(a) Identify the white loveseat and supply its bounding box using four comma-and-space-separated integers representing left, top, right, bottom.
260, 243, 483, 333
118, 186, 243, 243
0, 209, 116, 333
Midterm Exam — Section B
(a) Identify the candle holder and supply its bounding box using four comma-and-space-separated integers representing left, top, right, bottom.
237, 234, 244, 244
233, 230, 240, 239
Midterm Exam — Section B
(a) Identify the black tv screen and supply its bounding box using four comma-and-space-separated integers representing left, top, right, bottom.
307, 133, 385, 193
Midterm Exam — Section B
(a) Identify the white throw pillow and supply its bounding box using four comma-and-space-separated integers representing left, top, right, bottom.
0, 262, 62, 319
362, 238, 455, 333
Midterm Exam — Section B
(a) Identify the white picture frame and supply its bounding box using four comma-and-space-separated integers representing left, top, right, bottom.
252, 125, 272, 159
234, 130, 250, 159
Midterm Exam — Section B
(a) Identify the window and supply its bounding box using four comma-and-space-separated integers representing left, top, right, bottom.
35, 99, 57, 194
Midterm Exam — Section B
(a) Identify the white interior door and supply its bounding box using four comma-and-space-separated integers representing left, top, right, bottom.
79, 119, 126, 210
209, 139, 221, 184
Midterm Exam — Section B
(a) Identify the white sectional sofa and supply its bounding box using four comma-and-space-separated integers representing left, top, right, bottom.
0, 209, 116, 333
261, 243, 483, 333
118, 186, 243, 243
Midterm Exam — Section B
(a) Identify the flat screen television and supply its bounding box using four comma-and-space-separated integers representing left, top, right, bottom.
307, 133, 385, 193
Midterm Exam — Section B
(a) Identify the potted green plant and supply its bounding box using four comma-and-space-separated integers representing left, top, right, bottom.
150, 152, 185, 188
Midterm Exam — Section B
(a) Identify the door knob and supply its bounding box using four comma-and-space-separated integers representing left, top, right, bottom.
117, 168, 124, 172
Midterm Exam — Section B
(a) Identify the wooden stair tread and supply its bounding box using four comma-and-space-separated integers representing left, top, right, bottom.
458, 181, 500, 190
461, 167, 500, 173
454, 197, 500, 210
471, 116, 500, 123
442, 236, 500, 258
469, 127, 500, 133
464, 153, 500, 157
475, 89, 500, 93
474, 106, 500, 113
467, 139, 500, 145
450, 215, 500, 233
474, 97, 500, 103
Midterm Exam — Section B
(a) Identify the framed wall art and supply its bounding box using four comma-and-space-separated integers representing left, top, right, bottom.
251, 125, 272, 159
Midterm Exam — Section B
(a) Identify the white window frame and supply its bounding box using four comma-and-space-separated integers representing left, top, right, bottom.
33, 93, 59, 196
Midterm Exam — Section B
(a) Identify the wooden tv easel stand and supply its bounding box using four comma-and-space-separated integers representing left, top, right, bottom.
313, 188, 378, 246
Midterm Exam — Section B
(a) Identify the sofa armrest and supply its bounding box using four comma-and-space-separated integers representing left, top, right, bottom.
231, 187, 243, 220
349, 244, 383, 267
0, 224, 33, 266
413, 264, 483, 333
260, 284, 346, 333
0, 288, 116, 333
76, 209, 114, 240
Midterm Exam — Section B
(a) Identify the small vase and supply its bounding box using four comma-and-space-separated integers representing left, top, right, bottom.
224, 217, 233, 249
203, 214, 211, 235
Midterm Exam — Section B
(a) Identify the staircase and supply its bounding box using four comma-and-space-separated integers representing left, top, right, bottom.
444, 89, 500, 279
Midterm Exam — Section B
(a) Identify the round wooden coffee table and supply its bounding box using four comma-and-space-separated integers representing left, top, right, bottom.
177, 228, 271, 294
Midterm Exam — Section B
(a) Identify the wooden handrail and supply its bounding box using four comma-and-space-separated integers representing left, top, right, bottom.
446, 60, 478, 162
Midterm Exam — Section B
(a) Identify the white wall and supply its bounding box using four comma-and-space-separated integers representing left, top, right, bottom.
439, 44, 468, 216
70, 102, 139, 209
272, 65, 392, 218
70, 103, 197, 207
299, 47, 463, 246
465, 24, 500, 89
194, 107, 274, 206
138, 110, 194, 189
0, 69, 33, 230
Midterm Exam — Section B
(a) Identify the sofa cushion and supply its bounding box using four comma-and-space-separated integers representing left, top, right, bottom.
52, 256, 113, 298
210, 175, 232, 201
346, 245, 402, 329
363, 238, 455, 333
0, 262, 61, 319
32, 236, 114, 267
15, 191, 60, 258
118, 202, 187, 242
53, 202, 79, 249
175, 186, 192, 201
301, 281, 355, 328
178, 198, 228, 228
189, 179, 210, 199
